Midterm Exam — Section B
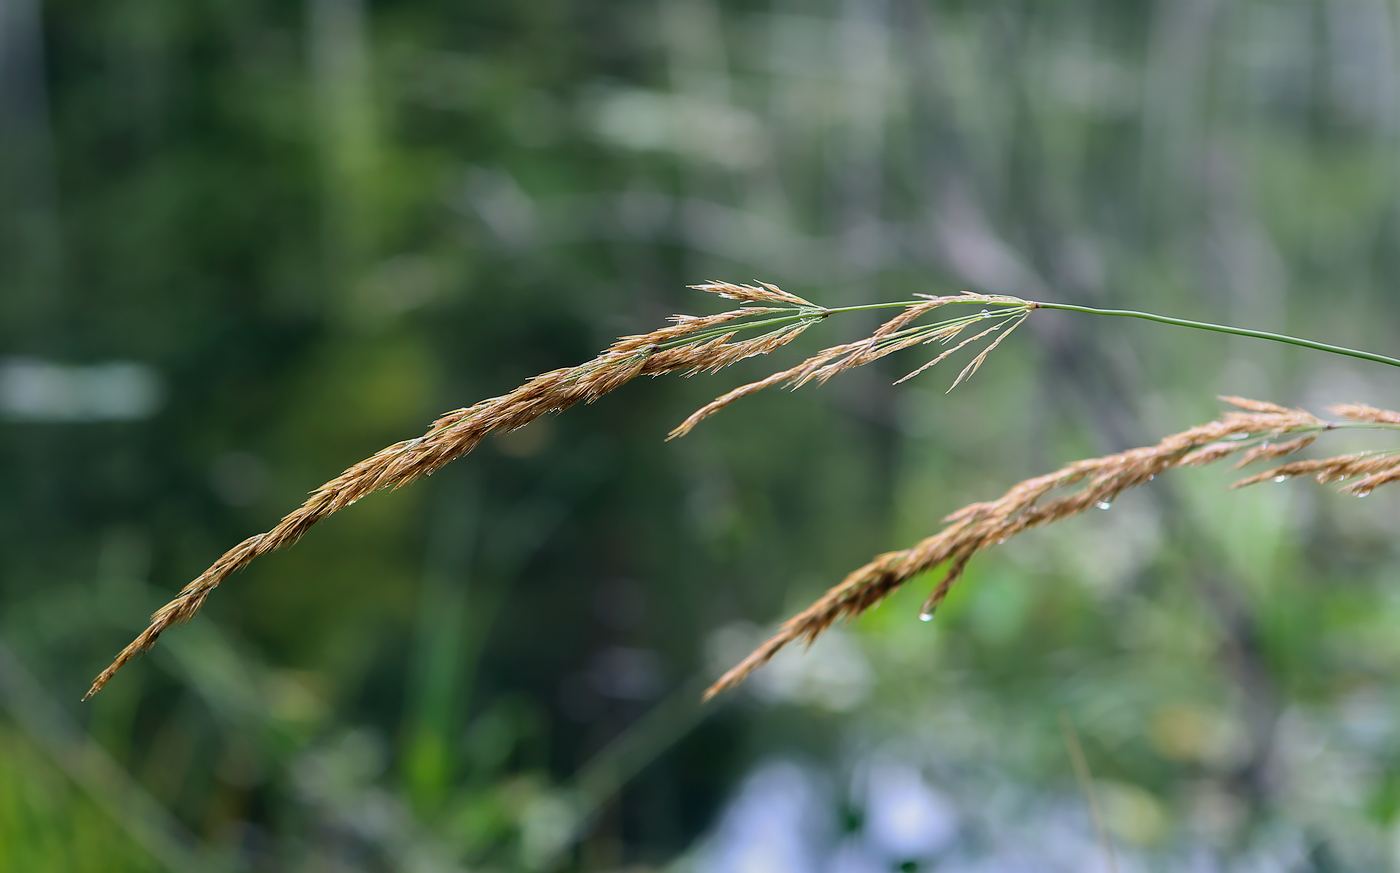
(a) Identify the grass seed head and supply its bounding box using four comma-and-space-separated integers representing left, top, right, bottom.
86, 283, 819, 698
704, 397, 1383, 701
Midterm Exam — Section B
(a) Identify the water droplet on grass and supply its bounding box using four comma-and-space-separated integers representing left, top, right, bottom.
919, 610, 935, 622
1274, 475, 1288, 483
1096, 501, 1112, 510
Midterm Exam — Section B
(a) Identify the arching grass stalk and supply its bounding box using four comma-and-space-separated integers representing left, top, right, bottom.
85, 282, 1400, 700
667, 294, 1400, 373
83, 283, 1025, 698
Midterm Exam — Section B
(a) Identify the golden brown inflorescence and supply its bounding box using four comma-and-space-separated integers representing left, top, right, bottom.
702, 398, 1400, 701
89, 280, 1400, 704
1230, 403, 1400, 496
86, 284, 1029, 698
668, 291, 1030, 439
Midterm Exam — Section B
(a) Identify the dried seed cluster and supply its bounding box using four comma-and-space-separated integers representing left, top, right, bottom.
1231, 403, 1400, 496
91, 278, 1399, 705
87, 283, 1026, 698
671, 291, 1030, 439
704, 397, 1400, 701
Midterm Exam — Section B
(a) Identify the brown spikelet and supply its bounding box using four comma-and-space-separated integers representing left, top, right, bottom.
1181, 441, 1249, 467
668, 367, 807, 440
1231, 450, 1400, 491
672, 295, 1034, 439
1232, 434, 1318, 468
704, 399, 1337, 701
895, 322, 998, 384
1221, 396, 1293, 414
1340, 464, 1400, 496
946, 313, 1029, 392
1329, 403, 1400, 425
690, 281, 816, 308
85, 289, 823, 699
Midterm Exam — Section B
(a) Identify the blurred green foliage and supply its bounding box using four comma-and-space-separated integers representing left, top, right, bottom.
4, 0, 1400, 870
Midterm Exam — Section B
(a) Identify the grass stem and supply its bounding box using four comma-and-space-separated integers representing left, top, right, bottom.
1060, 711, 1119, 873
1034, 301, 1400, 370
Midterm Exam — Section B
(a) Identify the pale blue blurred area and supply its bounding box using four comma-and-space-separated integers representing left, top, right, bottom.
0, 358, 164, 422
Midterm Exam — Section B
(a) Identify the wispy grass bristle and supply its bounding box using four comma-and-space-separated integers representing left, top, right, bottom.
669, 294, 1031, 439
1329, 402, 1400, 425
689, 280, 816, 307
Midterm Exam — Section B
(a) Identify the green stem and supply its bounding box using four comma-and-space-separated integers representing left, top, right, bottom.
1034, 301, 1400, 370
665, 294, 1400, 373
823, 298, 1020, 316
824, 300, 925, 315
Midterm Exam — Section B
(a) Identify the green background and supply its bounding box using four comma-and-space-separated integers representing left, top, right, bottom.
3, 0, 1400, 869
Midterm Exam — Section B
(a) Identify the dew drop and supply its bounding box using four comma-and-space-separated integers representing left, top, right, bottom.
996, 538, 1006, 545
1147, 474, 1155, 481
979, 309, 989, 316
919, 611, 935, 622
1096, 501, 1113, 510
1357, 490, 1372, 499
1274, 475, 1288, 483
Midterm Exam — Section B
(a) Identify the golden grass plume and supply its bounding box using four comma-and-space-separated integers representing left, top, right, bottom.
704, 397, 1400, 701
670, 291, 1030, 439
87, 283, 1028, 698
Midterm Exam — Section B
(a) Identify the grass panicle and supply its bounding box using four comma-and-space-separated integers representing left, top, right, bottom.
86, 283, 1023, 698
1229, 404, 1400, 495
668, 292, 1029, 439
703, 398, 1400, 701
88, 280, 1400, 702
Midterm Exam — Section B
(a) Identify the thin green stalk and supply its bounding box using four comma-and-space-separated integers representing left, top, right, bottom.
824, 300, 924, 315
822, 298, 1028, 316
1060, 711, 1119, 873
664, 294, 1400, 375
1034, 301, 1400, 370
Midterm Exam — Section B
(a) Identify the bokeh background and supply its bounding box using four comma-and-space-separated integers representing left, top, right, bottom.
5, 0, 1400, 870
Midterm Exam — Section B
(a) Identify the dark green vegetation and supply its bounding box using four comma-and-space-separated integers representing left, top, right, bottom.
4, 0, 1400, 869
